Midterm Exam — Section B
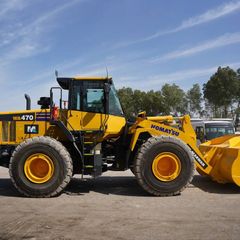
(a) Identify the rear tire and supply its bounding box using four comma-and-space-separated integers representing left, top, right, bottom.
134, 136, 194, 196
9, 136, 73, 197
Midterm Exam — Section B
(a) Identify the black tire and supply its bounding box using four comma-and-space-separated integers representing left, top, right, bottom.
9, 136, 73, 197
134, 135, 194, 196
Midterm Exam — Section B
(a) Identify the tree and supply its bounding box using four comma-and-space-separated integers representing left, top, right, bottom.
132, 89, 146, 114
186, 83, 202, 117
235, 68, 240, 106
203, 66, 238, 117
117, 87, 135, 118
233, 68, 240, 124
118, 88, 167, 118
142, 90, 166, 116
161, 83, 187, 115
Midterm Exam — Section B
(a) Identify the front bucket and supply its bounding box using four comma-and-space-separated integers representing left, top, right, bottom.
199, 135, 240, 186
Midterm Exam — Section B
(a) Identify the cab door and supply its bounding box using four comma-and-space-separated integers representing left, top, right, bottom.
66, 79, 126, 138
66, 80, 107, 132
81, 87, 106, 131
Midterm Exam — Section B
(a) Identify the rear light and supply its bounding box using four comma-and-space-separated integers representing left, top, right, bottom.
51, 106, 59, 120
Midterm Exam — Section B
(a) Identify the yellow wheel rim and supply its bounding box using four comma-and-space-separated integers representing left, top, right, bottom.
152, 152, 181, 182
24, 153, 54, 184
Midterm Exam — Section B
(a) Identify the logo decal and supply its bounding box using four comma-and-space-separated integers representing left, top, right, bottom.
0, 113, 35, 121
188, 144, 208, 169
24, 125, 39, 134
151, 124, 180, 136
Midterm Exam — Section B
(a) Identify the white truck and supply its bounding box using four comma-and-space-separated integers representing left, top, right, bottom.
191, 118, 235, 143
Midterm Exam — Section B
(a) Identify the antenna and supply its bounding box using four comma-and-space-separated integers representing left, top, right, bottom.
105, 66, 109, 79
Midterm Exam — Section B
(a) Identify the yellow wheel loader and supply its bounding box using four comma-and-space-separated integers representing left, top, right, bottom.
0, 76, 239, 197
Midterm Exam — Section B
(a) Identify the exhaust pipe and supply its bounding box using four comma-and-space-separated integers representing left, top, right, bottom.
24, 94, 31, 110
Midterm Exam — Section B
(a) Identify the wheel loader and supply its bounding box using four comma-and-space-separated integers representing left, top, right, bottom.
0, 75, 239, 197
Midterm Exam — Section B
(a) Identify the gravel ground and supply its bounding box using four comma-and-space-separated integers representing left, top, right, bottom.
0, 166, 240, 240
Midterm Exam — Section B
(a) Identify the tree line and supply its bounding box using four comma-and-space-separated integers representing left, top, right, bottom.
117, 66, 240, 119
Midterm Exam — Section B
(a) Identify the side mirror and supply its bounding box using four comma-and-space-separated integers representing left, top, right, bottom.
104, 83, 110, 94
38, 97, 51, 109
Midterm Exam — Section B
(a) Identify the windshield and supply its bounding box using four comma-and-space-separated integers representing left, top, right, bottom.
109, 85, 124, 116
205, 124, 234, 140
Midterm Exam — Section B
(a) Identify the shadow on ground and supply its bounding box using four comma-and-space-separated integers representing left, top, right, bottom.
0, 175, 147, 198
0, 178, 20, 197
191, 175, 240, 194
64, 175, 147, 197
0, 174, 240, 198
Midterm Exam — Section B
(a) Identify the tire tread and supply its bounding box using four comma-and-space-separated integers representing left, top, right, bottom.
134, 135, 194, 196
9, 136, 73, 198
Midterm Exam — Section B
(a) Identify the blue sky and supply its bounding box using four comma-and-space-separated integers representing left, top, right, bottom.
0, 0, 240, 111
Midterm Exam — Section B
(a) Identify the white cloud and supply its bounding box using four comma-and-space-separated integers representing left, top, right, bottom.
0, 0, 27, 18
10, 56, 122, 89
0, 58, 125, 111
178, 1, 240, 31
20, 0, 84, 37
121, 62, 240, 90
23, 58, 86, 85
114, 1, 240, 48
0, 42, 50, 67
149, 62, 240, 85
151, 32, 240, 62
0, 81, 53, 112
0, 0, 85, 65
1, 0, 84, 47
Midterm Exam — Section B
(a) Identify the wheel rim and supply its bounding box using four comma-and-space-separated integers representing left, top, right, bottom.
24, 153, 54, 184
152, 152, 181, 182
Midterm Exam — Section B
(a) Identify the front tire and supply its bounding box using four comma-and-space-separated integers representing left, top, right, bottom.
134, 136, 194, 196
9, 136, 73, 197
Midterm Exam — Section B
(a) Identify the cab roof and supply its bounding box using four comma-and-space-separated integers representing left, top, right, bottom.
204, 120, 233, 125
57, 76, 112, 89
74, 76, 112, 80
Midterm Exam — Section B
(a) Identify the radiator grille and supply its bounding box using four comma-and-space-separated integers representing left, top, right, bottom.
10, 121, 16, 142
2, 121, 8, 142
1, 121, 16, 142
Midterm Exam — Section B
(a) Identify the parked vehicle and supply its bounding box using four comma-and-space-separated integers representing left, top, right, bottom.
204, 120, 235, 140
191, 119, 235, 143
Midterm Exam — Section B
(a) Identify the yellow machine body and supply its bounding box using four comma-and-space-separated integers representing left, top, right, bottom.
0, 109, 126, 145
1, 75, 240, 198
65, 110, 126, 139
199, 135, 240, 186
128, 114, 212, 174
1, 98, 239, 187
0, 109, 52, 145
129, 114, 240, 187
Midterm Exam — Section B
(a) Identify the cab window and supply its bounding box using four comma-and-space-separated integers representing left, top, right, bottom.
83, 88, 104, 113
69, 80, 105, 113
109, 85, 124, 116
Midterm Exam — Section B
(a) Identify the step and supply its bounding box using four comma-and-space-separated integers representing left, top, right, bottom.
84, 165, 94, 169
84, 153, 94, 156
84, 142, 94, 144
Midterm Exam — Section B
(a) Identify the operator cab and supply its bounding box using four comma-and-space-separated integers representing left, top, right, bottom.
56, 76, 128, 172
57, 77, 124, 117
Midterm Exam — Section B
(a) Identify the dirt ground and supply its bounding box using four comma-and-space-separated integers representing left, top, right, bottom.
0, 167, 240, 240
